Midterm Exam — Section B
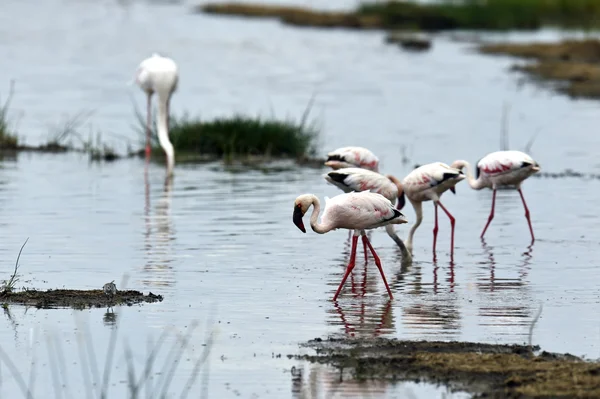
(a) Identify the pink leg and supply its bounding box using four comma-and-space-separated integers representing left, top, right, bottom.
432, 203, 439, 254
518, 189, 535, 243
437, 201, 456, 256
362, 234, 394, 299
363, 234, 368, 263
145, 93, 152, 160
481, 189, 497, 238
333, 234, 359, 301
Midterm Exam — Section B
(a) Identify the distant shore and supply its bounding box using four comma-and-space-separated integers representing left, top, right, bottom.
197, 1, 600, 32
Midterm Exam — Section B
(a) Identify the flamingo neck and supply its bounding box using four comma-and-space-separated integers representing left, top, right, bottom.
405, 200, 423, 252
461, 161, 485, 190
156, 91, 175, 176
309, 195, 331, 234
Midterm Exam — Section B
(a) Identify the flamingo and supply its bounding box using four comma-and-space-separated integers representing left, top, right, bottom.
399, 162, 465, 257
293, 191, 408, 301
135, 53, 179, 176
325, 146, 380, 172
450, 150, 540, 242
324, 167, 410, 258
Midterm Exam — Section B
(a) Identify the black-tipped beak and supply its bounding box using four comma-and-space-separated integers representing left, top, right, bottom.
450, 186, 456, 194
293, 206, 306, 233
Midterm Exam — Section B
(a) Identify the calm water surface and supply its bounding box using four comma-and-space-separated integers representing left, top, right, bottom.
1, 0, 599, 398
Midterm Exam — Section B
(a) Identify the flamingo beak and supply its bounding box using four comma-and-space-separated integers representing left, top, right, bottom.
293, 205, 306, 233
450, 186, 456, 194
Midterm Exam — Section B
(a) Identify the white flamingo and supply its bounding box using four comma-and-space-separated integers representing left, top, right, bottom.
325, 146, 380, 172
451, 150, 540, 242
399, 162, 465, 257
293, 191, 408, 301
324, 167, 410, 258
135, 53, 179, 176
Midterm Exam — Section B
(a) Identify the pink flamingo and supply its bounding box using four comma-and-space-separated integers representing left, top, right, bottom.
451, 150, 540, 242
293, 191, 408, 301
324, 146, 380, 172
324, 167, 410, 258
399, 162, 465, 257
135, 53, 179, 176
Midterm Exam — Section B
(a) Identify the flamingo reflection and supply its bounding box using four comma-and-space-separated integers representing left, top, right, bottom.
142, 166, 176, 288
395, 258, 461, 338
290, 363, 392, 399
475, 238, 534, 335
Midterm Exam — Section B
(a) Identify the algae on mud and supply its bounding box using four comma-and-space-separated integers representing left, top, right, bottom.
295, 337, 600, 398
479, 39, 600, 100
0, 289, 163, 309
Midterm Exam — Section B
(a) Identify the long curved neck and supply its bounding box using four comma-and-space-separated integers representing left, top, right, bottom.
406, 200, 423, 251
461, 161, 484, 190
309, 196, 331, 234
156, 91, 175, 176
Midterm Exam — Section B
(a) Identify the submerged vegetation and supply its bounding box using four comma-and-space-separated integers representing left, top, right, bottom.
480, 39, 600, 99
297, 337, 600, 398
198, 0, 600, 32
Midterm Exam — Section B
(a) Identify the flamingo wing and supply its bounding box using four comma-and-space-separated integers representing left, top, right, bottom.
325, 147, 379, 171
403, 162, 463, 193
325, 168, 397, 200
322, 191, 403, 230
477, 150, 537, 178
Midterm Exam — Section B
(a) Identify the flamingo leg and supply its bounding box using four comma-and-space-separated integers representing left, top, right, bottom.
481, 189, 497, 238
333, 233, 359, 301
432, 203, 439, 254
518, 188, 535, 243
362, 234, 394, 299
436, 201, 456, 256
362, 229, 368, 263
145, 93, 152, 160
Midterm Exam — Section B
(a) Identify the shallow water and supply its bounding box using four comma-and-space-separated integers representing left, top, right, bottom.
1, 0, 600, 397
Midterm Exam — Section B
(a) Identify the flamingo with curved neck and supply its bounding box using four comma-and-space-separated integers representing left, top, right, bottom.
398, 162, 465, 258
451, 150, 540, 242
293, 191, 408, 301
135, 53, 178, 176
324, 168, 411, 260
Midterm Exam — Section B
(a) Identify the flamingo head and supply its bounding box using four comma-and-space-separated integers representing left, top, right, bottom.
450, 160, 467, 171
293, 194, 313, 233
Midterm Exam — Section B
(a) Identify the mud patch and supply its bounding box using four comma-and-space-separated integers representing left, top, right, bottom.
0, 289, 163, 310
295, 337, 600, 398
479, 40, 600, 100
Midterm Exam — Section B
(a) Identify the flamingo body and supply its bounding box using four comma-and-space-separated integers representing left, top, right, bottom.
325, 168, 409, 256
325, 147, 379, 172
135, 53, 179, 176
293, 191, 407, 300
400, 162, 465, 256
451, 150, 540, 241
473, 150, 539, 189
325, 168, 398, 204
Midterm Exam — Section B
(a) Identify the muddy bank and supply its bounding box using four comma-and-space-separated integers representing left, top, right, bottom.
0, 289, 163, 309
197, 2, 545, 32
479, 39, 600, 100
295, 337, 600, 398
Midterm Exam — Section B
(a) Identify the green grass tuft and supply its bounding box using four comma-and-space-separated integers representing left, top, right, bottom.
0, 81, 19, 149
136, 100, 321, 162
165, 114, 319, 159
